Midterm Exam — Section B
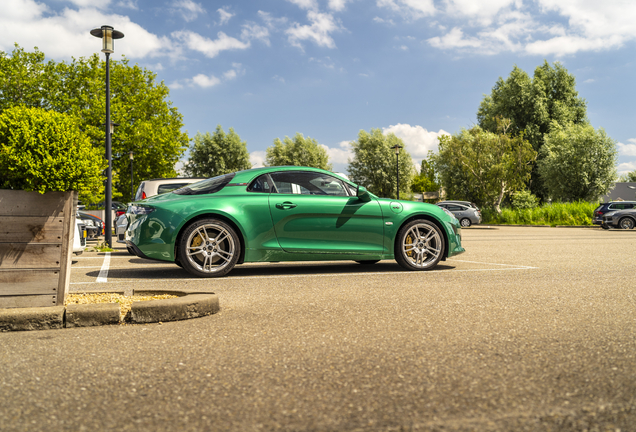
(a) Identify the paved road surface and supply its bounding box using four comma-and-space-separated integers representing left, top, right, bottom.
1, 227, 635, 431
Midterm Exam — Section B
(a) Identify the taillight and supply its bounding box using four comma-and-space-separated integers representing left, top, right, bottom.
142, 191, 146, 199
115, 210, 125, 217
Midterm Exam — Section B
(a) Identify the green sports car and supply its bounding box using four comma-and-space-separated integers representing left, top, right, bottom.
125, 166, 465, 277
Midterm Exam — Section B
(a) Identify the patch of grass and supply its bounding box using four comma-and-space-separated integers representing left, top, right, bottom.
482, 201, 599, 226
92, 241, 115, 252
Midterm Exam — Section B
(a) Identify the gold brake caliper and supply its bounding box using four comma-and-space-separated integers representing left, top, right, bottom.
406, 234, 413, 257
191, 232, 203, 248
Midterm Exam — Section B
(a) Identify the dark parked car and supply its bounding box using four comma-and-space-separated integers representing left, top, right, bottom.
601, 209, 636, 230
593, 201, 636, 227
436, 202, 482, 227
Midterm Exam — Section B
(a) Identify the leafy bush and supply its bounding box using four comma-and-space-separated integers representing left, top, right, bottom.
511, 190, 539, 209
483, 201, 598, 226
0, 106, 105, 194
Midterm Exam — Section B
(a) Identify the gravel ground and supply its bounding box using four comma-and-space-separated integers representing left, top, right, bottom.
65, 293, 178, 320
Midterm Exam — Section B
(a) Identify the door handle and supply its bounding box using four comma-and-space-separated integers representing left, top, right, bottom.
276, 202, 297, 210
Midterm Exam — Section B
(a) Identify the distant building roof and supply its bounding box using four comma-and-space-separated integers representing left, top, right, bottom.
600, 182, 636, 202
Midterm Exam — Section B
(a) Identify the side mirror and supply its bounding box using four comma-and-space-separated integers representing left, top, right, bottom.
356, 185, 372, 202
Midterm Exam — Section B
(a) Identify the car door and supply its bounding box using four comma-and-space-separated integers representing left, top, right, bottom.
268, 171, 385, 254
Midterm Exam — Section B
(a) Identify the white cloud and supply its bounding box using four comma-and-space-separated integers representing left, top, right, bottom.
286, 11, 342, 49
618, 162, 636, 174
191, 74, 221, 88
241, 23, 271, 46
376, 0, 436, 19
250, 151, 267, 168
618, 139, 636, 157
174, 0, 205, 22
287, 0, 318, 10
172, 30, 250, 58
382, 124, 450, 161
258, 11, 288, 30
328, 0, 351, 11
0, 0, 174, 60
322, 141, 353, 165
217, 7, 234, 25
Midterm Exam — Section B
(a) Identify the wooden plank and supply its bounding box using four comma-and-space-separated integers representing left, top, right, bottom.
0, 216, 65, 243
0, 190, 73, 217
0, 295, 57, 309
57, 191, 77, 305
0, 270, 59, 296
0, 243, 63, 269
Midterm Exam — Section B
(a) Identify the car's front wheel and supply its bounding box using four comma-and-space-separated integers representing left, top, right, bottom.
460, 218, 471, 227
601, 223, 610, 230
619, 217, 635, 230
395, 220, 445, 271
177, 219, 240, 277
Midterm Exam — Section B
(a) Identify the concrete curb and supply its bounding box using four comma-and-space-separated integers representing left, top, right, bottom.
131, 294, 220, 324
0, 291, 219, 332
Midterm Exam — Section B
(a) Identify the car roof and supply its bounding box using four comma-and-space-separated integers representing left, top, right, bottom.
232, 166, 354, 184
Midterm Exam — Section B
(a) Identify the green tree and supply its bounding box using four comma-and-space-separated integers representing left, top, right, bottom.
265, 133, 332, 170
434, 119, 536, 213
537, 123, 617, 202
0, 106, 105, 196
184, 126, 252, 177
618, 170, 636, 182
0, 44, 189, 203
411, 153, 440, 201
347, 128, 414, 199
477, 61, 587, 198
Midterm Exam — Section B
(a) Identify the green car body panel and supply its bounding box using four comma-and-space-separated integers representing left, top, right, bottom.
125, 166, 464, 266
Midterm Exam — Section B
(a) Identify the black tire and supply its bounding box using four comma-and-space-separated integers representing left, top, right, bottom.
177, 219, 241, 277
460, 218, 472, 227
619, 217, 635, 230
394, 219, 445, 271
601, 223, 610, 230
355, 260, 380, 265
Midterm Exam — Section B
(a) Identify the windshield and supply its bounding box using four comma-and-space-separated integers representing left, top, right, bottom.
173, 173, 235, 196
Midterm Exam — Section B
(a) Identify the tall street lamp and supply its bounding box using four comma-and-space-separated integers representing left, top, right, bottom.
91, 25, 124, 247
391, 144, 403, 200
129, 151, 134, 200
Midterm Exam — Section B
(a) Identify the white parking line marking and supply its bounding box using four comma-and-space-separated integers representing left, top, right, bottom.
96, 252, 111, 283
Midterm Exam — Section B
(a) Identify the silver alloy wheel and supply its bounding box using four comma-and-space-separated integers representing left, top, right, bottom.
460, 218, 471, 227
185, 223, 235, 274
619, 217, 635, 230
401, 223, 442, 269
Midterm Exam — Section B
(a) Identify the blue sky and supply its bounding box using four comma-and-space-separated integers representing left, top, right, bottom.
2, 0, 636, 176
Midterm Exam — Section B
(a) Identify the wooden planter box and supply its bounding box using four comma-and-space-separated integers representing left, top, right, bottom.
0, 190, 77, 308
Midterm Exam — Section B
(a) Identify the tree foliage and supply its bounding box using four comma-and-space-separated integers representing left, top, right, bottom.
411, 153, 440, 201
265, 133, 332, 170
434, 119, 536, 213
537, 123, 617, 202
0, 106, 105, 195
618, 170, 636, 182
184, 126, 251, 177
477, 61, 587, 198
0, 44, 189, 202
347, 128, 414, 199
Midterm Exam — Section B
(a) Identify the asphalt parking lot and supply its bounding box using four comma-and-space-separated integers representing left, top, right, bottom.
1, 226, 635, 431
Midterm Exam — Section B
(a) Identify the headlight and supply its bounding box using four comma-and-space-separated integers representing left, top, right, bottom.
128, 205, 156, 215
83, 219, 94, 226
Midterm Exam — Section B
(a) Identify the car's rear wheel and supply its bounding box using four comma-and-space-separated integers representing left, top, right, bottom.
619, 217, 635, 230
460, 218, 471, 227
177, 219, 240, 277
355, 260, 380, 265
395, 220, 445, 271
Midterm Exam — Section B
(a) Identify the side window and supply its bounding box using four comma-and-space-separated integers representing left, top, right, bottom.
134, 182, 145, 201
270, 172, 350, 196
157, 183, 189, 195
247, 174, 275, 193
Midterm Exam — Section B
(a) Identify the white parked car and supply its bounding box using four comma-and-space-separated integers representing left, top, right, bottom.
73, 217, 87, 255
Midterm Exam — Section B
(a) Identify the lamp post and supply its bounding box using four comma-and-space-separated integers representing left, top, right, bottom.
129, 151, 134, 200
91, 25, 124, 247
391, 144, 403, 200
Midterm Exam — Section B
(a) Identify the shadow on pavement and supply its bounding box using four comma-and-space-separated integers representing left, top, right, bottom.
85, 261, 456, 280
